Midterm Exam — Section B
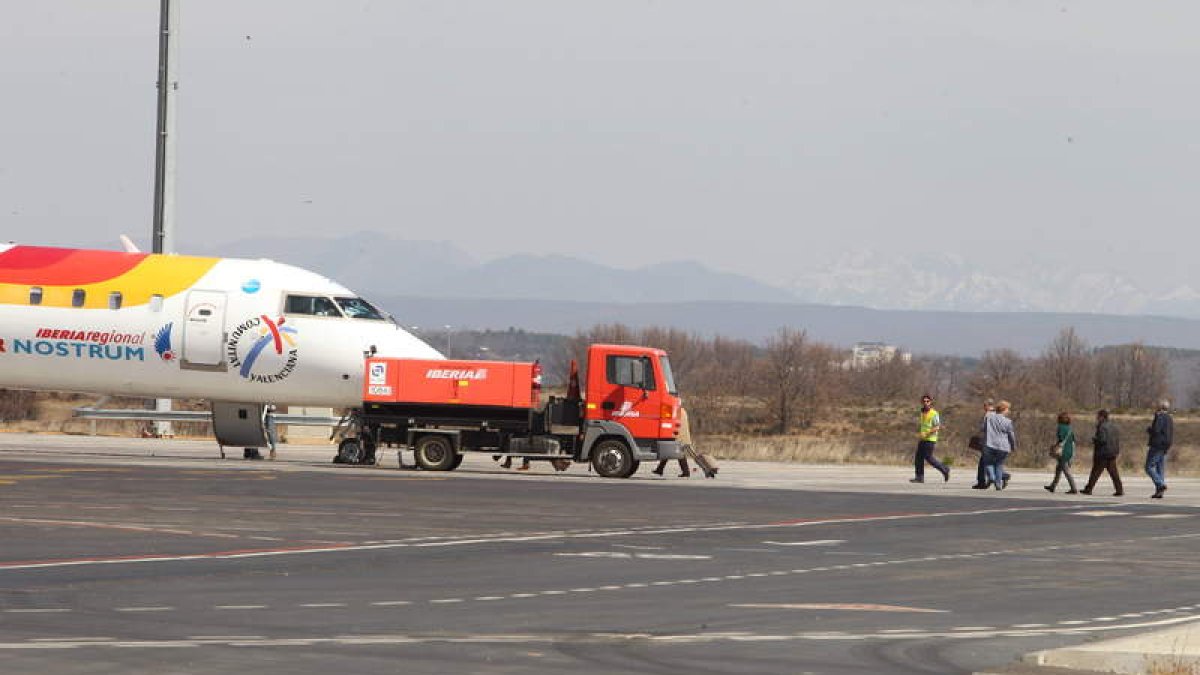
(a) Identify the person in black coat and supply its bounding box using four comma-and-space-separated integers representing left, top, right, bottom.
1081, 409, 1123, 496
1145, 400, 1174, 499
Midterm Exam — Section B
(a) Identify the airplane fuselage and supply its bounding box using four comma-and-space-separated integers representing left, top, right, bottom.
0, 245, 442, 407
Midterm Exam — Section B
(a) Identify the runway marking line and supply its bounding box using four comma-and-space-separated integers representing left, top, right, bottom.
0, 504, 1133, 573
5, 612, 1200, 650
730, 603, 947, 613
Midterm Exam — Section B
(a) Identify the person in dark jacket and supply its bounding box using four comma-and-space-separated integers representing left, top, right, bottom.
1145, 400, 1174, 499
1082, 409, 1123, 496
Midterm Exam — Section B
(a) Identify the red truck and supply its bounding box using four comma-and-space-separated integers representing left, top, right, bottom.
339, 343, 682, 478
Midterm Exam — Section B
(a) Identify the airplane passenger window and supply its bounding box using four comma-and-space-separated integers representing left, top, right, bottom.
108, 292, 123, 310
29, 287, 42, 305
72, 289, 86, 308
149, 294, 164, 312
335, 297, 386, 320
285, 294, 343, 317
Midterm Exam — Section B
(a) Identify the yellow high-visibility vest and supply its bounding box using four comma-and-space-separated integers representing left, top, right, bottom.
920, 408, 940, 443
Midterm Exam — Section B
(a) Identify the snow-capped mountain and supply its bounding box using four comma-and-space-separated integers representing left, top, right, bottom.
788, 252, 1191, 317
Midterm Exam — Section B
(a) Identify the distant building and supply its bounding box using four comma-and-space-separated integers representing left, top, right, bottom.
846, 342, 912, 370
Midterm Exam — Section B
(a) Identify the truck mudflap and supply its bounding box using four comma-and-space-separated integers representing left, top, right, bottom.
580, 421, 680, 462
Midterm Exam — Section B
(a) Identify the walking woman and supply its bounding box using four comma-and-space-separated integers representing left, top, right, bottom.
981, 400, 1016, 491
1082, 409, 1123, 496
1044, 411, 1078, 494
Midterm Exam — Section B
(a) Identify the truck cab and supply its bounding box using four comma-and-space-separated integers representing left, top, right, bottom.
581, 344, 682, 477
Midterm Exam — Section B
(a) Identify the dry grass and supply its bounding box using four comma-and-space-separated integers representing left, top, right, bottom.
1148, 660, 1200, 675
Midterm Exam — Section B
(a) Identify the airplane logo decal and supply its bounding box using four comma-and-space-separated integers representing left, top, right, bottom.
153, 323, 176, 361
227, 315, 299, 384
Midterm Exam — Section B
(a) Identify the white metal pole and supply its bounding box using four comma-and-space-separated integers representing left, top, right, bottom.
151, 0, 179, 437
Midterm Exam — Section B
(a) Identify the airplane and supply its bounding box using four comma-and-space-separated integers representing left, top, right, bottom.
0, 243, 443, 459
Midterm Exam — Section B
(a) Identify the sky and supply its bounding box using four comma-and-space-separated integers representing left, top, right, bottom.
1, 1, 1197, 294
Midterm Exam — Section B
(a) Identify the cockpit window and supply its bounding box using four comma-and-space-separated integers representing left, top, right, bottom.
335, 297, 386, 320
285, 294, 343, 317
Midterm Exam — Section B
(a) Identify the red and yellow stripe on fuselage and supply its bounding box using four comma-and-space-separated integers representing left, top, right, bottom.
0, 246, 218, 309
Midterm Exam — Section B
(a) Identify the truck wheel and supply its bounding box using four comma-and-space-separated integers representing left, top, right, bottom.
414, 435, 457, 471
337, 438, 363, 464
591, 439, 634, 479
449, 454, 464, 470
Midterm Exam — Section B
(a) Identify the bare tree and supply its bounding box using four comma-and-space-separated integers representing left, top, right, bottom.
1038, 327, 1093, 405
969, 349, 1031, 401
757, 328, 838, 433
759, 328, 808, 433
1094, 343, 1168, 409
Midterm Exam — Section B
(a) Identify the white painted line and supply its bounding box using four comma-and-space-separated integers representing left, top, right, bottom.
635, 553, 713, 560
731, 603, 947, 614
370, 601, 411, 606
1057, 620, 1088, 625
115, 607, 174, 613
4, 608, 71, 614
0, 505, 1128, 573
510, 594, 537, 599
953, 626, 994, 631
429, 599, 463, 604
186, 636, 265, 641
1138, 514, 1192, 519
29, 634, 114, 638
473, 597, 503, 602
1073, 511, 1133, 517
214, 605, 267, 610
299, 603, 347, 608
763, 540, 846, 547
1012, 623, 1048, 628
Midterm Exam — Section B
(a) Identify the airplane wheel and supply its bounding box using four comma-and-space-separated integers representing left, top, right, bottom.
414, 435, 457, 471
591, 439, 634, 479
337, 438, 364, 464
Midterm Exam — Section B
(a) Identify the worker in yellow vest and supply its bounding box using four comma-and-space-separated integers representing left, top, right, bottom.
912, 393, 950, 483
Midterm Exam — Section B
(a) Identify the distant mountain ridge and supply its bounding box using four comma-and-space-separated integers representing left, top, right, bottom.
196, 232, 795, 304
787, 251, 1200, 318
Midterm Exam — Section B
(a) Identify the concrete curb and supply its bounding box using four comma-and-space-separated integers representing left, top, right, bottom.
1022, 620, 1200, 674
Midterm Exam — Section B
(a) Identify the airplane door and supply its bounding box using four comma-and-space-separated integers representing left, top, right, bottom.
182, 290, 228, 367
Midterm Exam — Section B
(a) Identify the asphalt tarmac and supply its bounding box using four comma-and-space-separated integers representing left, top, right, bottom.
1, 434, 1198, 674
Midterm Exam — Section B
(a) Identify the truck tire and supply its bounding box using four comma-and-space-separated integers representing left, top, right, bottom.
591, 439, 635, 479
414, 435, 458, 471
336, 438, 363, 464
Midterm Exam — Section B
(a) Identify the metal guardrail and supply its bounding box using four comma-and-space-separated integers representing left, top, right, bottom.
72, 408, 342, 427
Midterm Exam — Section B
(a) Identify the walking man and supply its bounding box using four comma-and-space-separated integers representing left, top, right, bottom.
1145, 400, 1173, 499
912, 394, 950, 483
1082, 409, 1123, 496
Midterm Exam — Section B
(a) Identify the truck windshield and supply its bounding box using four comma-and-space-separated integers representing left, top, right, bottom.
335, 297, 386, 320
660, 356, 678, 395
